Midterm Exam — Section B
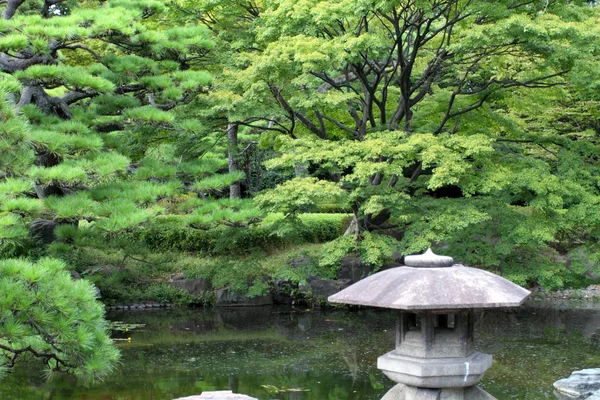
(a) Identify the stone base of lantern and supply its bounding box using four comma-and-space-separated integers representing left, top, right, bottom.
381, 383, 496, 400
377, 351, 492, 389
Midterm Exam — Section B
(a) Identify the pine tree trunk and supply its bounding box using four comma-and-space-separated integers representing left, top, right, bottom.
2, 0, 25, 19
227, 123, 242, 199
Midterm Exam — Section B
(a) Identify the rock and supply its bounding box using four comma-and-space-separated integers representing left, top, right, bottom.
289, 256, 313, 268
174, 391, 257, 399
29, 218, 60, 244
169, 275, 211, 296
70, 271, 81, 280
308, 277, 351, 302
272, 279, 296, 305
83, 264, 118, 277
554, 369, 600, 399
337, 256, 373, 283
215, 288, 273, 307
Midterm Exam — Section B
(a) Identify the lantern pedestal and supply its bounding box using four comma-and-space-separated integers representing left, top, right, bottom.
377, 310, 495, 399
381, 383, 495, 400
378, 351, 492, 388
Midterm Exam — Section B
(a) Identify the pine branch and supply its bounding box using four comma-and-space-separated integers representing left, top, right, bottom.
0, 343, 75, 370
0, 54, 53, 73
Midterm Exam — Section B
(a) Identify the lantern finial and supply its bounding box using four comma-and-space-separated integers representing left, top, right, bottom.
404, 248, 454, 268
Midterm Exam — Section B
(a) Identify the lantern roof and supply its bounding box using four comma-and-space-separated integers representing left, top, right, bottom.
328, 249, 530, 310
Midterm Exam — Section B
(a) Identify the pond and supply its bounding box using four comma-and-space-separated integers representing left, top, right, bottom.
1, 301, 599, 400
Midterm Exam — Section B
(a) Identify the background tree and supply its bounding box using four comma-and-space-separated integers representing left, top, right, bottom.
237, 0, 600, 287
172, 0, 297, 198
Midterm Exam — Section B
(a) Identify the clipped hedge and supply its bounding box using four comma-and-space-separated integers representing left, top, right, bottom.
136, 213, 350, 255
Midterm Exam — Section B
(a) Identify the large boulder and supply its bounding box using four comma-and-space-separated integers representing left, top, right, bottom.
169, 274, 211, 296
289, 256, 313, 269
308, 277, 351, 304
554, 369, 600, 399
337, 256, 373, 283
29, 218, 60, 244
214, 288, 273, 307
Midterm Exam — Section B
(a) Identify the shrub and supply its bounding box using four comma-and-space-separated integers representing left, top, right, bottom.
136, 213, 349, 255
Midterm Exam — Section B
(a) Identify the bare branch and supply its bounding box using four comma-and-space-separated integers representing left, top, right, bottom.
269, 84, 327, 138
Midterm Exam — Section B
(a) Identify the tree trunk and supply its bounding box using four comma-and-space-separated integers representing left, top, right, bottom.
343, 208, 392, 237
2, 0, 25, 19
227, 123, 242, 199
17, 85, 71, 118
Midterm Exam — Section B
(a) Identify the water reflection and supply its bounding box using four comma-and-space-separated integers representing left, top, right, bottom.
0, 301, 598, 400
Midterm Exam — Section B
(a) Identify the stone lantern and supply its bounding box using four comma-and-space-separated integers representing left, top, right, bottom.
328, 249, 530, 400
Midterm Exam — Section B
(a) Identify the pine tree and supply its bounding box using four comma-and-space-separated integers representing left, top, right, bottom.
0, 0, 259, 262
0, 82, 118, 381
0, 258, 119, 383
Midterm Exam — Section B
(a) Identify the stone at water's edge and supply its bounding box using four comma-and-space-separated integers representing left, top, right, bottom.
169, 274, 211, 296
554, 369, 600, 399
174, 391, 257, 399
214, 288, 273, 307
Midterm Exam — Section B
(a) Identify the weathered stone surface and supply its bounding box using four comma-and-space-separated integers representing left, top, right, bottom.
29, 218, 60, 244
214, 288, 273, 307
309, 277, 351, 300
272, 279, 301, 305
289, 256, 313, 268
381, 384, 495, 400
328, 265, 530, 310
337, 256, 373, 283
174, 391, 257, 400
378, 351, 492, 389
169, 274, 211, 295
554, 369, 600, 399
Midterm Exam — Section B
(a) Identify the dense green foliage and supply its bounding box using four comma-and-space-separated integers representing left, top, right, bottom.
185, 0, 600, 288
138, 213, 348, 253
2, 0, 600, 382
0, 258, 119, 383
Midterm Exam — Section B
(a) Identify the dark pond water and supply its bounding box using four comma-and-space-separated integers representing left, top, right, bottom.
1, 301, 600, 400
